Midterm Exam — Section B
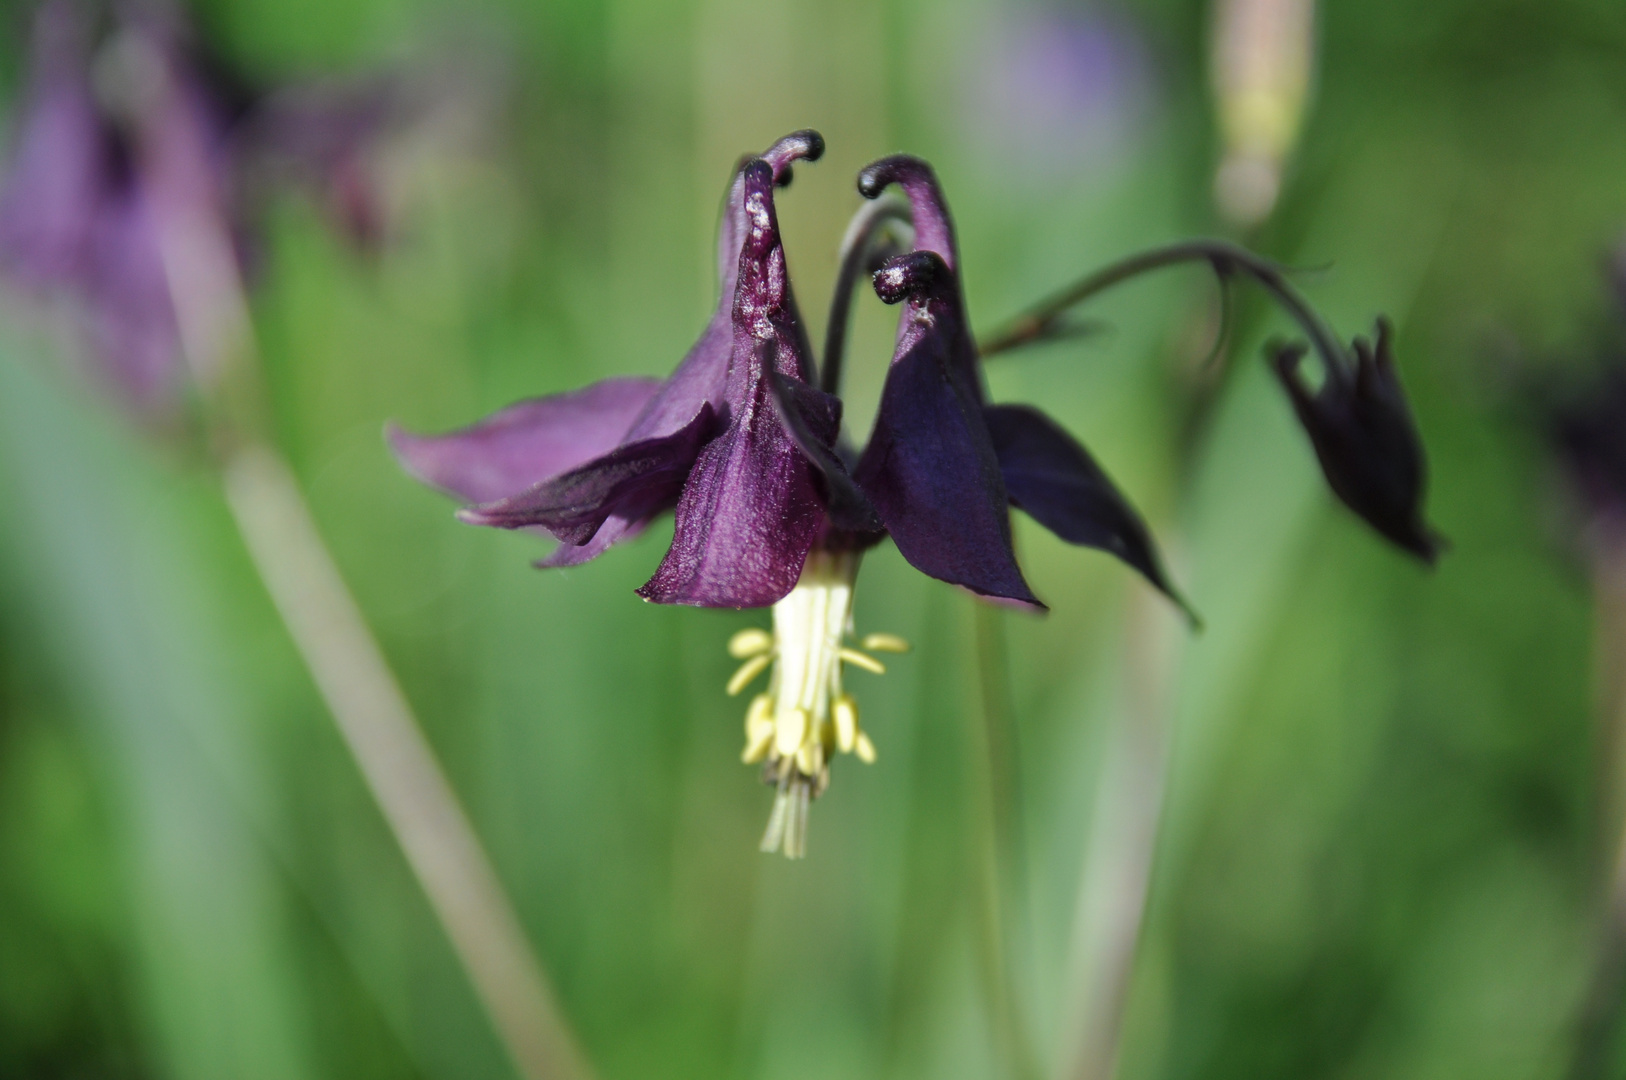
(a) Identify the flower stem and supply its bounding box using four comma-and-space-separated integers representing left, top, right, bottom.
130, 46, 591, 1080
971, 603, 1040, 1080
976, 239, 1350, 389
1566, 542, 1626, 1080
1060, 586, 1179, 1080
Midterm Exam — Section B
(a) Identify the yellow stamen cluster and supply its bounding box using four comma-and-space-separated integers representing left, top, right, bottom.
725, 549, 908, 858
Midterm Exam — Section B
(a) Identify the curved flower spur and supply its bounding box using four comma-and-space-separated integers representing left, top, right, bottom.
392, 135, 1268, 858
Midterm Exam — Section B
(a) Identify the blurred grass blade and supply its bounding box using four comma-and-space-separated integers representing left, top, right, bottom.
222, 444, 592, 1080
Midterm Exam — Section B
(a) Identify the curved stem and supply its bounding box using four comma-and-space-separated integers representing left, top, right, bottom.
977, 240, 1349, 389
1567, 543, 1626, 1080
821, 197, 912, 395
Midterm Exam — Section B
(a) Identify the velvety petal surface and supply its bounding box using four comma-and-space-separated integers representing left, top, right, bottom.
637, 382, 830, 607
387, 376, 663, 503
984, 402, 1191, 616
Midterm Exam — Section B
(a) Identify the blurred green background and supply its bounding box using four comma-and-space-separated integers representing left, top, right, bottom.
0, 0, 1618, 1077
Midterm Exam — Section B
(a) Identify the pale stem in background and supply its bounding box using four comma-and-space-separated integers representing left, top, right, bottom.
1567, 541, 1626, 1080
972, 604, 1041, 1080
1210, 0, 1316, 226
1060, 582, 1182, 1080
127, 37, 592, 1080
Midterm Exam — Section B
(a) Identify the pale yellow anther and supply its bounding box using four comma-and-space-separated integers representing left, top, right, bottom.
839, 648, 886, 675
775, 707, 809, 757
795, 741, 822, 777
742, 723, 774, 764
743, 693, 773, 736
855, 732, 877, 764
833, 695, 858, 754
726, 652, 772, 696
728, 627, 774, 658
861, 633, 911, 653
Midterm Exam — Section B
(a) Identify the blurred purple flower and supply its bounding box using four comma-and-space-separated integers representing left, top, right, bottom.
0, 0, 191, 409
961, 5, 1154, 186
0, 0, 405, 413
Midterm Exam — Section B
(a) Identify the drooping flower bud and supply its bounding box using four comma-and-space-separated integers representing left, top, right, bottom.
1272, 318, 1443, 561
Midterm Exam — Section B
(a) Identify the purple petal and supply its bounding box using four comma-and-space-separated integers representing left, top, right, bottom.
854, 326, 1041, 608
388, 376, 663, 503
638, 161, 827, 608
636, 385, 828, 607
984, 403, 1192, 618
534, 515, 647, 568
458, 402, 716, 540
1273, 320, 1442, 562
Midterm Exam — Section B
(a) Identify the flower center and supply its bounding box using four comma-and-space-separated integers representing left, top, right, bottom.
725, 548, 908, 858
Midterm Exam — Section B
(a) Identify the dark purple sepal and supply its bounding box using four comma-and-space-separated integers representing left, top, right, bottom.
984, 402, 1195, 622
387, 376, 663, 504
1272, 318, 1443, 562
855, 251, 1042, 608
458, 402, 716, 540
765, 367, 882, 534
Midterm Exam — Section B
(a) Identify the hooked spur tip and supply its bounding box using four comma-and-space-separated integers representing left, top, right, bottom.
857, 153, 932, 200
763, 129, 824, 184
872, 249, 948, 304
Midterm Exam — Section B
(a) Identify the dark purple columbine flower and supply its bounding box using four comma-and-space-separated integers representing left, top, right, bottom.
0, 0, 405, 413
391, 136, 1186, 857
1272, 318, 1443, 562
